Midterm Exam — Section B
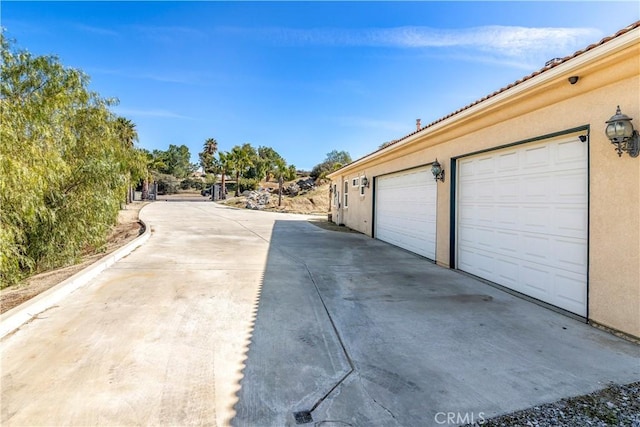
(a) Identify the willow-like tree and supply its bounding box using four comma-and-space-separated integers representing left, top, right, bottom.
0, 34, 146, 287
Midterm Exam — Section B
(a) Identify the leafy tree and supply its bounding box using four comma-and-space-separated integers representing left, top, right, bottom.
153, 172, 181, 195
325, 150, 352, 165
256, 146, 284, 182
146, 149, 168, 173
286, 164, 297, 181
379, 140, 395, 149
311, 150, 352, 180
238, 144, 263, 180
0, 34, 147, 287
164, 144, 195, 179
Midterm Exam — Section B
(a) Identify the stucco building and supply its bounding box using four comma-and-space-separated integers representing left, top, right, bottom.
329, 22, 640, 339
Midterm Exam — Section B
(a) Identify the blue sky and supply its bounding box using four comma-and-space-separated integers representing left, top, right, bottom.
3, 1, 639, 170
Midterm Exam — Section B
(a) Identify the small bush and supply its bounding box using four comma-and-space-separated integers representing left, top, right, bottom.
179, 178, 205, 191
239, 178, 259, 192
154, 173, 181, 195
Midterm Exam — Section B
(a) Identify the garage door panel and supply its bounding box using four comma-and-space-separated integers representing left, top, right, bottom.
521, 264, 550, 293
523, 144, 550, 167
557, 139, 585, 161
496, 258, 519, 285
522, 235, 550, 260
496, 231, 519, 254
476, 228, 495, 248
457, 225, 476, 245
555, 239, 587, 268
498, 179, 519, 199
555, 173, 587, 199
477, 156, 496, 174
523, 207, 550, 230
457, 135, 587, 316
555, 272, 587, 304
471, 252, 495, 276
375, 167, 437, 260
476, 181, 495, 199
496, 206, 519, 226
459, 159, 476, 176
498, 151, 519, 170
554, 208, 587, 237
379, 217, 430, 233
524, 176, 552, 200
475, 205, 494, 224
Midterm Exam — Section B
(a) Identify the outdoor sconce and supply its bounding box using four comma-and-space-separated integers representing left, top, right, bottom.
605, 106, 639, 157
431, 159, 445, 182
362, 176, 370, 188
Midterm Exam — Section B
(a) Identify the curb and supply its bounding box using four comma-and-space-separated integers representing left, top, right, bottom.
0, 208, 152, 340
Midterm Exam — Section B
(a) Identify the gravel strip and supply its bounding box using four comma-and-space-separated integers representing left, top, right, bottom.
465, 382, 640, 427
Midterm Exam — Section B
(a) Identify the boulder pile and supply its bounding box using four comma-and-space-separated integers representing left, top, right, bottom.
245, 190, 270, 210
270, 178, 316, 196
296, 178, 316, 191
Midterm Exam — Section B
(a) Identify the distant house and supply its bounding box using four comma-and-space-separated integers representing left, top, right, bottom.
190, 171, 207, 181
329, 22, 640, 339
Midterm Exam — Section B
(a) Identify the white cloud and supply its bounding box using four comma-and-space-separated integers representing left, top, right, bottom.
237, 25, 601, 66
113, 108, 193, 120
74, 24, 119, 37
261, 25, 599, 51
131, 25, 205, 42
89, 67, 202, 85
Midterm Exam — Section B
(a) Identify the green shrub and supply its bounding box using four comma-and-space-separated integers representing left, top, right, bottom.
239, 178, 259, 192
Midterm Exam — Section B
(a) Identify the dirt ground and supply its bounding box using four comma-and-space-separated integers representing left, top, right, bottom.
0, 202, 148, 314
222, 179, 332, 214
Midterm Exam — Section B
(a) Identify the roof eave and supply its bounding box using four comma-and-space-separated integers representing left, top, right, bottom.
329, 23, 639, 179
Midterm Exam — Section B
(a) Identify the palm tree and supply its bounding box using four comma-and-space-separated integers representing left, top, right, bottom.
199, 137, 218, 174
115, 117, 139, 203
115, 117, 138, 147
204, 137, 217, 155
227, 145, 254, 197
217, 151, 230, 200
273, 157, 288, 207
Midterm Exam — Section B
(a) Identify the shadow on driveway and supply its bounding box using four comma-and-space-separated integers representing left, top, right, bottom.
232, 220, 639, 427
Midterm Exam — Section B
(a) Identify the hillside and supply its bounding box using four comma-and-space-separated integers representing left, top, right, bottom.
220, 178, 331, 215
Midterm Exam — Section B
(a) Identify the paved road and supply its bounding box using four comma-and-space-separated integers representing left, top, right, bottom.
1, 201, 639, 427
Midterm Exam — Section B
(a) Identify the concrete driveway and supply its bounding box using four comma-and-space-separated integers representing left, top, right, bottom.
1, 201, 638, 427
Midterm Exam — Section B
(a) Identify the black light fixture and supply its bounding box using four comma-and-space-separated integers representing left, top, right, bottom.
431, 159, 445, 182
361, 176, 369, 188
605, 106, 639, 157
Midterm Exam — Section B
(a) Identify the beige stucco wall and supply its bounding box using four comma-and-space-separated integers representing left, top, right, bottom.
330, 30, 640, 338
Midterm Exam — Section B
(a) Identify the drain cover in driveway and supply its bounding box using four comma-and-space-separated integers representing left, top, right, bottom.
294, 411, 313, 424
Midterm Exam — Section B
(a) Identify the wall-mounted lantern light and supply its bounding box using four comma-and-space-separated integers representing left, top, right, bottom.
361, 176, 370, 188
431, 159, 445, 182
605, 106, 639, 157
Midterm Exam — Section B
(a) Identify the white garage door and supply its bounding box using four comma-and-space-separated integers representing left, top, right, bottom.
457, 135, 588, 316
375, 166, 437, 260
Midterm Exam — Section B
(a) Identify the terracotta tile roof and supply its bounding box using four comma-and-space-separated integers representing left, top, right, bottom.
336, 20, 640, 172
